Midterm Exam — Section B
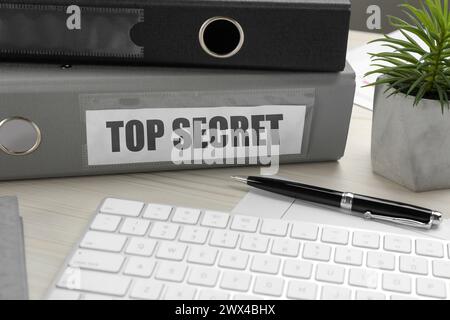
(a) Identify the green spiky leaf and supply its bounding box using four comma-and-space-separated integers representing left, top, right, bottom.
366, 0, 450, 111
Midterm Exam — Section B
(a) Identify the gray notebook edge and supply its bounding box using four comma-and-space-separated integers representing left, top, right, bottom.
0, 196, 29, 300
18, 215, 29, 300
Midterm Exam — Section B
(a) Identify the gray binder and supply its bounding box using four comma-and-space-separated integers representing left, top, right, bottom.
0, 196, 28, 300
0, 63, 355, 180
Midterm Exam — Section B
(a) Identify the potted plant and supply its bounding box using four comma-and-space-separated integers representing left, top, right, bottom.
367, 0, 450, 192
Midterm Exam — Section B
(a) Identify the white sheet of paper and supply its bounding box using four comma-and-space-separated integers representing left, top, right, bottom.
347, 30, 426, 111
85, 105, 306, 166
232, 188, 450, 241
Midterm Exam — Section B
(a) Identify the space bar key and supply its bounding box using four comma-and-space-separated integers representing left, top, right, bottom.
57, 268, 131, 296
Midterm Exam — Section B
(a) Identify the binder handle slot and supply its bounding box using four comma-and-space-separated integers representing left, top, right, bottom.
0, 117, 41, 156
199, 16, 244, 59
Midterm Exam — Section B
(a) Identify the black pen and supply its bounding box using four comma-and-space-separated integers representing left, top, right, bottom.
231, 176, 443, 229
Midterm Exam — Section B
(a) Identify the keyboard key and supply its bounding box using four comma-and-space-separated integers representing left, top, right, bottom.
253, 276, 284, 297
149, 222, 179, 240
348, 269, 378, 289
416, 239, 444, 258
382, 273, 411, 294
90, 214, 121, 232
124, 257, 156, 278
143, 204, 172, 221
218, 251, 249, 270
321, 227, 349, 245
233, 294, 264, 300
283, 260, 313, 279
69, 249, 125, 273
120, 218, 150, 236
231, 215, 259, 233
353, 231, 380, 249
210, 230, 239, 248
250, 255, 280, 274
201, 211, 229, 229
220, 271, 252, 292
155, 262, 187, 282
334, 247, 363, 266
100, 198, 144, 217
164, 285, 197, 300
156, 242, 187, 261
188, 266, 220, 287
82, 294, 113, 300
384, 235, 411, 253
302, 243, 331, 262
240, 235, 270, 253
291, 222, 318, 241
367, 251, 395, 271
271, 238, 300, 257
390, 295, 418, 300
399, 256, 428, 275
321, 286, 351, 300
286, 280, 317, 300
48, 289, 81, 300
125, 238, 157, 257
130, 280, 164, 300
315, 264, 345, 284
355, 290, 386, 300
80, 231, 127, 253
416, 278, 447, 299
187, 246, 218, 266
57, 268, 131, 296
198, 290, 230, 300
260, 219, 288, 236
432, 260, 450, 279
172, 207, 201, 225
179, 226, 209, 244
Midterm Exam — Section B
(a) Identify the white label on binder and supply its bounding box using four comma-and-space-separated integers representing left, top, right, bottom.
85, 105, 306, 166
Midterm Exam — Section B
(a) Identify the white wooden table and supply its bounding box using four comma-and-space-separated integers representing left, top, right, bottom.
1, 31, 449, 300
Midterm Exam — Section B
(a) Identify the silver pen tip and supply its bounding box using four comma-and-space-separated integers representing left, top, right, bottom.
231, 176, 248, 184
431, 211, 443, 226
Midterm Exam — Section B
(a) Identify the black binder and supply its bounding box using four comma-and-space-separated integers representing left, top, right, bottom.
0, 0, 351, 71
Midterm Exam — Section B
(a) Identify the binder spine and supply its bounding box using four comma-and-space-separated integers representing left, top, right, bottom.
0, 62, 355, 180
0, 3, 144, 59
0, 0, 351, 71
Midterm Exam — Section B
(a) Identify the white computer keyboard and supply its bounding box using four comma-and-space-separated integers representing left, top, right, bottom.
47, 198, 450, 300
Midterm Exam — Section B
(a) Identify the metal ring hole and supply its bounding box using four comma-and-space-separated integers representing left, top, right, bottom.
199, 16, 244, 59
0, 117, 41, 156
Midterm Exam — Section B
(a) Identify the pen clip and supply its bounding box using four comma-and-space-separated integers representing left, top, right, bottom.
363, 211, 432, 230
